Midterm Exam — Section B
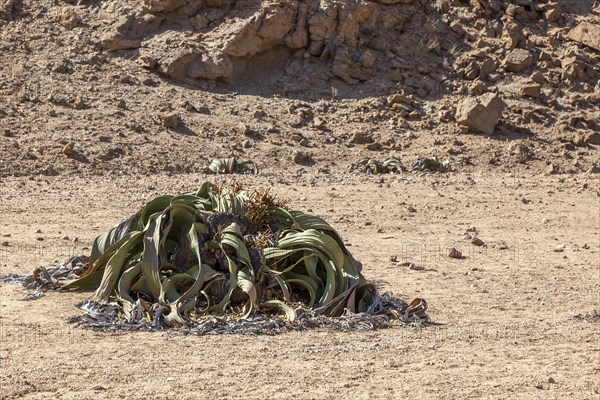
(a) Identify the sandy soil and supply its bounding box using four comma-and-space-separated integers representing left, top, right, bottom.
0, 171, 598, 399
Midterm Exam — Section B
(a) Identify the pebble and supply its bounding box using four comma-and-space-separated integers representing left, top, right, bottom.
62, 235, 70, 240
409, 263, 425, 271
448, 247, 462, 259
237, 122, 251, 135
62, 142, 74, 156
471, 237, 484, 246
292, 150, 310, 165
350, 132, 374, 144
1, 241, 8, 246
160, 113, 180, 129
313, 117, 325, 129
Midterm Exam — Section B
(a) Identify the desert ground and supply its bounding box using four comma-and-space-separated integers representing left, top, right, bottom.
1, 172, 598, 399
1, 0, 599, 399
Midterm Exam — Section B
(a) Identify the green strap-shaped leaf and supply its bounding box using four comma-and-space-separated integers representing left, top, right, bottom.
262, 300, 296, 322
91, 231, 143, 301
140, 195, 173, 227
237, 269, 257, 318
141, 218, 163, 300
283, 273, 318, 308
117, 261, 142, 315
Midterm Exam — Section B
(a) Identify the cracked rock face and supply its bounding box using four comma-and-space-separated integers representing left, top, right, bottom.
98, 0, 420, 85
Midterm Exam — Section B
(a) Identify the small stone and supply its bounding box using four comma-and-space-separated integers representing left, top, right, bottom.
548, 377, 556, 384
464, 61, 480, 80
2, 233, 11, 237
409, 263, 425, 271
72, 97, 86, 110
508, 142, 531, 163
539, 51, 552, 62
35, 229, 42, 233
573, 133, 585, 146
388, 93, 411, 105
62, 235, 70, 240
313, 117, 325, 129
471, 237, 484, 246
350, 132, 374, 144
56, 8, 78, 30
456, 93, 506, 135
91, 385, 107, 391
466, 227, 477, 232
531, 71, 546, 84
546, 164, 559, 175
534, 382, 544, 390
584, 132, 600, 145
237, 123, 251, 135
290, 133, 303, 142
469, 81, 487, 96
544, 2, 561, 22
554, 244, 565, 252
1, 241, 8, 246
448, 247, 462, 259
117, 99, 126, 109
521, 82, 542, 98
253, 110, 267, 119
142, 77, 157, 86
292, 151, 312, 165
36, 237, 44, 241
504, 49, 533, 73
62, 142, 74, 156
479, 58, 496, 80
366, 142, 382, 151
160, 113, 180, 129
450, 20, 465, 36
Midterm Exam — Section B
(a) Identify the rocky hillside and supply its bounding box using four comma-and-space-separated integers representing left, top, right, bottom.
0, 0, 599, 177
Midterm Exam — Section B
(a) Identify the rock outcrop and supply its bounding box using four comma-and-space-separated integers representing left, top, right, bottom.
99, 0, 421, 84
